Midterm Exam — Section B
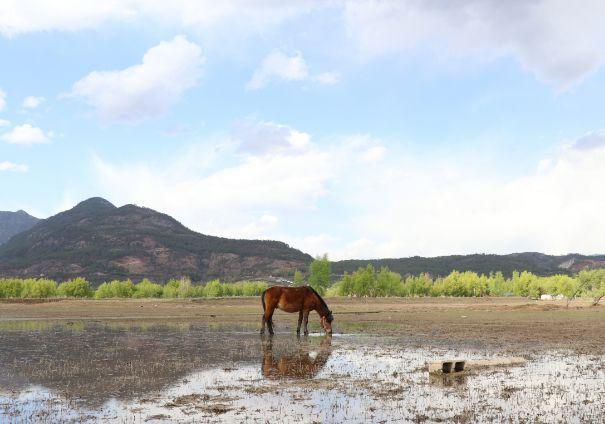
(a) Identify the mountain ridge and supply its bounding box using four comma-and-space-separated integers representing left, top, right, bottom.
0, 210, 40, 246
331, 252, 605, 278
1, 197, 603, 283
0, 198, 312, 284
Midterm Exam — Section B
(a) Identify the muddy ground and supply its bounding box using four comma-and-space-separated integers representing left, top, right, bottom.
1, 296, 604, 353
0, 297, 604, 422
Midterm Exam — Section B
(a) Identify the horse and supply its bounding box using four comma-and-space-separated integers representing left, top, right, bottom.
261, 335, 332, 379
260, 286, 334, 335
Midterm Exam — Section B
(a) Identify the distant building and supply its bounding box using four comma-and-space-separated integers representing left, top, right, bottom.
540, 294, 565, 301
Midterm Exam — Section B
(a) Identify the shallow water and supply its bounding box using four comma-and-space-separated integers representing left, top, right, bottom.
0, 321, 603, 423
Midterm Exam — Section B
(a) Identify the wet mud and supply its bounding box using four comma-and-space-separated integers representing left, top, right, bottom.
1, 321, 604, 422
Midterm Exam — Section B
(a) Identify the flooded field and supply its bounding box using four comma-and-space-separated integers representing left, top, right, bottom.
1, 317, 604, 423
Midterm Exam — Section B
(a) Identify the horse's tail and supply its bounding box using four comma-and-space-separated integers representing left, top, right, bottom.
261, 289, 267, 312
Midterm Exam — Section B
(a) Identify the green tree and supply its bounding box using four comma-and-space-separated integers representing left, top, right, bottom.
0, 279, 23, 298
95, 280, 135, 298
20, 279, 57, 298
133, 279, 163, 298
352, 264, 375, 297
57, 277, 93, 298
293, 270, 304, 286
309, 254, 331, 295
375, 267, 403, 297
204, 279, 223, 297
578, 269, 605, 306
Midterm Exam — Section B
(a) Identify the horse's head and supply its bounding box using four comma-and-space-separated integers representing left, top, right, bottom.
320, 310, 333, 334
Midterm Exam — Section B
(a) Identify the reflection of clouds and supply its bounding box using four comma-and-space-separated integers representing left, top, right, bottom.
1, 327, 604, 423
0, 323, 263, 407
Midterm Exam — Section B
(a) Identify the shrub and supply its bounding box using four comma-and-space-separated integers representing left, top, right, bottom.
510, 271, 538, 297
133, 279, 163, 298
242, 281, 267, 296
20, 278, 57, 298
95, 280, 135, 298
325, 283, 341, 297
57, 277, 93, 298
204, 280, 223, 297
189, 284, 206, 297
401, 273, 433, 297
162, 279, 180, 298
330, 265, 403, 297
374, 268, 403, 297
486, 272, 508, 296
0, 278, 24, 298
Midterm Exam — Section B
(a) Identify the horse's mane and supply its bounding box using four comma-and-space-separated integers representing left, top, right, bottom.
307, 286, 330, 313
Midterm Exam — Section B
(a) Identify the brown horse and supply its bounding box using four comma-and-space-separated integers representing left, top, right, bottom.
262, 335, 332, 379
261, 286, 333, 335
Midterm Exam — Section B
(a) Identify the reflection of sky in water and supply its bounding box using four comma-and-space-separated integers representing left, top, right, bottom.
0, 322, 604, 423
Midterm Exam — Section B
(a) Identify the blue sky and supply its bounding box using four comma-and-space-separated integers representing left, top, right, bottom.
1, 1, 605, 259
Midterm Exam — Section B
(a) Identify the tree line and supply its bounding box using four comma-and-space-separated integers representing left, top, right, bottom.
0, 277, 268, 299
298, 255, 605, 306
1, 255, 604, 305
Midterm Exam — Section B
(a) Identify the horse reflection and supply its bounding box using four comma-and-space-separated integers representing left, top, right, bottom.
261, 336, 332, 379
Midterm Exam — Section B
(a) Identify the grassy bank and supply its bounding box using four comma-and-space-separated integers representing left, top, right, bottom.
1, 267, 605, 305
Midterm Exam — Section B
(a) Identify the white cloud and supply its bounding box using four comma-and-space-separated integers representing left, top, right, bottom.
3, 1, 604, 89
343, 0, 605, 90
93, 120, 333, 239
233, 119, 311, 156
314, 72, 341, 85
0, 119, 10, 127
0, 88, 6, 111
0, 161, 28, 172
246, 50, 309, 90
284, 234, 338, 258
358, 145, 386, 163
572, 129, 605, 151
1, 124, 51, 144
339, 134, 605, 258
90, 123, 605, 258
69, 35, 204, 123
342, 134, 387, 163
0, 1, 323, 37
246, 50, 339, 90
0, 0, 134, 36
21, 96, 45, 109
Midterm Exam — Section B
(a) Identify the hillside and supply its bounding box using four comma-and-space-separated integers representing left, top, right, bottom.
1, 198, 603, 284
0, 198, 312, 284
331, 252, 605, 278
0, 210, 39, 245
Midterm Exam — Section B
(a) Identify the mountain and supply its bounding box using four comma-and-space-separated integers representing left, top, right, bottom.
0, 197, 312, 284
1, 197, 603, 284
0, 210, 39, 245
331, 252, 605, 278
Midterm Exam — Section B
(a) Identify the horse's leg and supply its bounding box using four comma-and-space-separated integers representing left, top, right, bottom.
296, 311, 303, 335
266, 307, 275, 335
303, 309, 310, 335
261, 291, 267, 334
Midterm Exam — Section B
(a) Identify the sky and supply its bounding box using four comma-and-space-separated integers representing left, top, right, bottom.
1, 0, 605, 259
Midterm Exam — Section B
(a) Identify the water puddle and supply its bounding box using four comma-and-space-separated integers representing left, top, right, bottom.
0, 321, 603, 422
